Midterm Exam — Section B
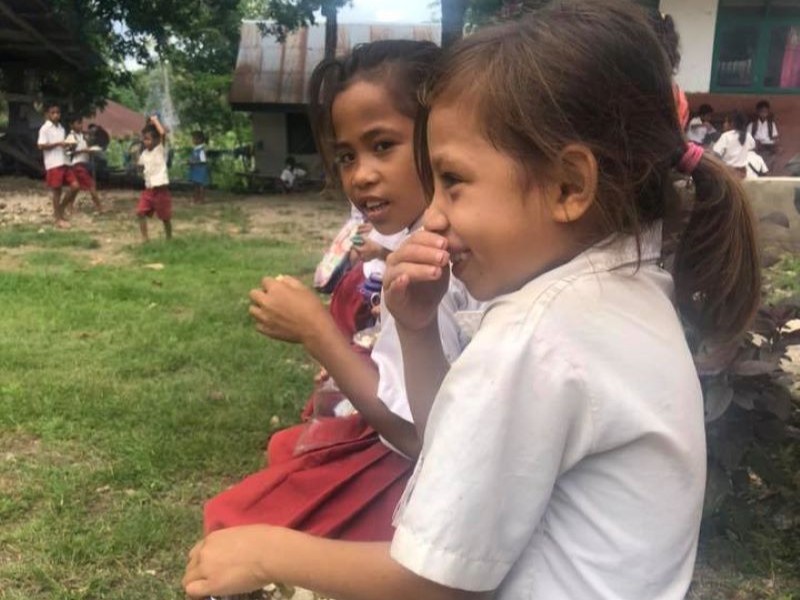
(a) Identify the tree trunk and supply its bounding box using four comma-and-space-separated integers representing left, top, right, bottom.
322, 1, 338, 60
441, 0, 468, 49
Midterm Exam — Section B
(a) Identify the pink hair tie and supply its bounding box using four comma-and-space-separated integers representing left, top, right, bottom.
676, 142, 704, 175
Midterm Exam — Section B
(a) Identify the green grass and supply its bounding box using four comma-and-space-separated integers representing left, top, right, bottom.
0, 226, 100, 249
0, 230, 318, 599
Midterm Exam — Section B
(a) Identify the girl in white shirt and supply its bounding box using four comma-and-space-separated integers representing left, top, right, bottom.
713, 111, 756, 176
183, 3, 759, 599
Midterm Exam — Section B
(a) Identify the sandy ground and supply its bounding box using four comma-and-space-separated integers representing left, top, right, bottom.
0, 176, 347, 268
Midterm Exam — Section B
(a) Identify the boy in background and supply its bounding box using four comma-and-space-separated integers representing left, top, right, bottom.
137, 115, 172, 241
63, 115, 105, 214
37, 103, 77, 228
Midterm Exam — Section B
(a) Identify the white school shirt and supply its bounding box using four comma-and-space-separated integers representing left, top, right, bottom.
138, 144, 169, 188
69, 132, 90, 166
37, 120, 66, 170
713, 130, 756, 168
750, 119, 778, 145
745, 151, 769, 179
391, 225, 706, 600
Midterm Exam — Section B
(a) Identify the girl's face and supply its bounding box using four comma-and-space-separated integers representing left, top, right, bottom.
142, 133, 156, 150
331, 80, 426, 235
423, 101, 575, 301
71, 120, 83, 133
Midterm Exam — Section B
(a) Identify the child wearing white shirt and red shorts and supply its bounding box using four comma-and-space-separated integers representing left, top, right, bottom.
137, 115, 172, 241
37, 103, 78, 229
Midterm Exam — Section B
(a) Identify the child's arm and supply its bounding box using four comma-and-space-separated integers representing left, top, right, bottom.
149, 115, 167, 139
250, 277, 420, 457
383, 231, 452, 438
183, 524, 492, 600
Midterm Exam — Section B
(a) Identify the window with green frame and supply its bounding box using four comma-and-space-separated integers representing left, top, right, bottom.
712, 0, 800, 93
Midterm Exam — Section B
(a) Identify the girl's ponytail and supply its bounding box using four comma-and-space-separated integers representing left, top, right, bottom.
673, 152, 761, 354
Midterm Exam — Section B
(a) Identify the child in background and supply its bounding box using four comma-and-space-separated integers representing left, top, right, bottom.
136, 115, 172, 241
188, 131, 210, 204
63, 116, 105, 214
37, 103, 78, 229
713, 110, 756, 177
746, 150, 769, 179
687, 103, 716, 145
184, 2, 760, 599
749, 99, 779, 168
278, 156, 306, 193
200, 40, 481, 544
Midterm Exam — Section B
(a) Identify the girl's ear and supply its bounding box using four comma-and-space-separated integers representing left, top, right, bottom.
549, 144, 598, 224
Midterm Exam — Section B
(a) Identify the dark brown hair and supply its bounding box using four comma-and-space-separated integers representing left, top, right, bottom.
417, 0, 759, 352
307, 39, 441, 187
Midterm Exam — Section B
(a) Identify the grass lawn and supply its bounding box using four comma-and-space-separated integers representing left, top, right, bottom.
0, 183, 798, 598
0, 190, 329, 599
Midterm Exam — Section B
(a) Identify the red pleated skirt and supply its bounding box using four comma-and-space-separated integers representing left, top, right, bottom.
204, 412, 413, 540
203, 263, 413, 541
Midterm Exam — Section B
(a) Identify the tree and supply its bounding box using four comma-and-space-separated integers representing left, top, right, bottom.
441, 0, 469, 49
443, 0, 553, 47
257, 0, 350, 60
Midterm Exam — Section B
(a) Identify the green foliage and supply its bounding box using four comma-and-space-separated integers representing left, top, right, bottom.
108, 70, 149, 112
700, 300, 800, 574
258, 0, 350, 42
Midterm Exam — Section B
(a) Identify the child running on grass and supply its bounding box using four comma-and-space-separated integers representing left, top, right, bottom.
201, 40, 482, 544
37, 102, 78, 229
184, 2, 760, 597
63, 115, 105, 214
137, 115, 172, 241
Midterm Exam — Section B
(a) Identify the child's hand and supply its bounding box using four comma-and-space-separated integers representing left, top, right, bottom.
384, 230, 450, 332
183, 525, 272, 598
249, 275, 329, 344
352, 237, 385, 262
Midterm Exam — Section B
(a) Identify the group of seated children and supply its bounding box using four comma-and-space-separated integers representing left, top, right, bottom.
182, 1, 761, 599
37, 103, 105, 228
687, 99, 780, 179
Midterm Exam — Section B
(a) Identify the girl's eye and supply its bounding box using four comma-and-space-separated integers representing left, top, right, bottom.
336, 152, 355, 166
440, 172, 462, 188
374, 140, 395, 153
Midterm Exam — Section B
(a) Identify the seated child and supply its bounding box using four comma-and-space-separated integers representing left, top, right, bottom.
184, 3, 760, 599
279, 156, 307, 193
749, 99, 779, 155
201, 39, 482, 543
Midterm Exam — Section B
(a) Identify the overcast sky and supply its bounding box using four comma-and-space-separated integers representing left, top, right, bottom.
337, 0, 440, 23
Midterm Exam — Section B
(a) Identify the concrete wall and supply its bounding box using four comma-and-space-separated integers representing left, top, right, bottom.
661, 0, 718, 93
250, 112, 319, 177
744, 178, 800, 253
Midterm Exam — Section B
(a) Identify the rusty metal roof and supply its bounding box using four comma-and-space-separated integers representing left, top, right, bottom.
229, 21, 441, 109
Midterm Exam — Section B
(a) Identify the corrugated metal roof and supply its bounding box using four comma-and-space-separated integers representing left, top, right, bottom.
230, 21, 441, 107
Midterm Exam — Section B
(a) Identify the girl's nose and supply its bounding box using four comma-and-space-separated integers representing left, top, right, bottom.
422, 202, 448, 233
351, 159, 379, 189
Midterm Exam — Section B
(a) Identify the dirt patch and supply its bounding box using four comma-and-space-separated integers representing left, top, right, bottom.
0, 177, 350, 268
